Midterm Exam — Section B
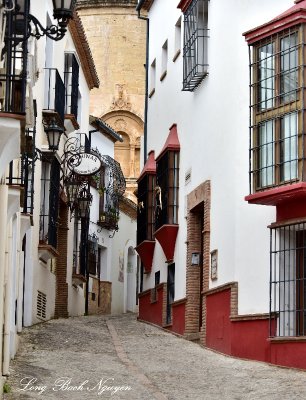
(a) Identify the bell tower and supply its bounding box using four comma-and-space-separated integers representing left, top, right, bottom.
77, 0, 146, 202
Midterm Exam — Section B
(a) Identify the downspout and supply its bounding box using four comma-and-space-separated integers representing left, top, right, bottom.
137, 2, 149, 164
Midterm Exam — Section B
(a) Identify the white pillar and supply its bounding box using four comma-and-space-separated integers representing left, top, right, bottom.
0, 185, 8, 378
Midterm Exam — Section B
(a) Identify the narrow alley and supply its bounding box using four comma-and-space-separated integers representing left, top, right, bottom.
4, 314, 306, 400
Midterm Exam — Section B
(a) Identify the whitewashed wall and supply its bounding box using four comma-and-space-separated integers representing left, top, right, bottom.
143, 0, 293, 314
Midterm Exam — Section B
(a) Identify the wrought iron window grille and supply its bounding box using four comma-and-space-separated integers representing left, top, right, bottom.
155, 151, 179, 231
137, 174, 155, 245
270, 221, 306, 337
182, 0, 209, 91
249, 27, 305, 193
64, 53, 79, 120
39, 156, 61, 248
43, 68, 65, 127
88, 233, 99, 276
0, 0, 28, 114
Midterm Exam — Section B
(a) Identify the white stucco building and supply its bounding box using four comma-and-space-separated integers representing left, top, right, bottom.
136, 0, 306, 369
0, 0, 138, 388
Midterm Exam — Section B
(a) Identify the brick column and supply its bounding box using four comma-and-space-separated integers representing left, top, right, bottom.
200, 192, 211, 344
185, 211, 202, 335
185, 181, 211, 342
55, 200, 69, 318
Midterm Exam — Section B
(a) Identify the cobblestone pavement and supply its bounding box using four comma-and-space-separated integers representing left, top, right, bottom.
3, 313, 306, 400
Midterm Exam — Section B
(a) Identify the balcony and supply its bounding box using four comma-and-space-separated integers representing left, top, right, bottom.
0, 2, 28, 116
136, 153, 156, 273
64, 53, 79, 132
43, 68, 65, 130
154, 125, 180, 262
97, 209, 119, 231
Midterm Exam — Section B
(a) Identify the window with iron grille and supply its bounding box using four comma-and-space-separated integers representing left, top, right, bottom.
182, 0, 209, 91
137, 174, 155, 245
270, 222, 306, 337
88, 237, 98, 276
39, 157, 60, 249
0, 0, 28, 114
155, 151, 179, 231
249, 27, 305, 192
64, 53, 79, 120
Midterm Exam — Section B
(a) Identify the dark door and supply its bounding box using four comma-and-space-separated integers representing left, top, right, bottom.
167, 263, 175, 324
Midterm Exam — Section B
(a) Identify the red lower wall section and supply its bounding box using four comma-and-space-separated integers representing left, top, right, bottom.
231, 320, 271, 362
138, 286, 185, 336
206, 289, 232, 354
168, 301, 185, 336
206, 288, 306, 369
139, 284, 306, 370
138, 287, 164, 326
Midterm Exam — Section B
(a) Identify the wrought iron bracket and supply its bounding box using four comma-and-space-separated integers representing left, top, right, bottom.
28, 13, 67, 41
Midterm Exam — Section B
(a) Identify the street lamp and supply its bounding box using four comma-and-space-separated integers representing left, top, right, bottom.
52, 0, 76, 22
77, 187, 92, 219
8, 0, 77, 41
44, 119, 64, 151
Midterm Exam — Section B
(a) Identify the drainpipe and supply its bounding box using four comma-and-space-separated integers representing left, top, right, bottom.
3, 219, 13, 376
137, 1, 149, 164
0, 185, 8, 378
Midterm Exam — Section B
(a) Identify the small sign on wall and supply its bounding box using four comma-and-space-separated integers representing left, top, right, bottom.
211, 249, 218, 280
191, 252, 200, 266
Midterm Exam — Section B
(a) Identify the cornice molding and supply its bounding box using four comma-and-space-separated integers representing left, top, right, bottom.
77, 0, 137, 9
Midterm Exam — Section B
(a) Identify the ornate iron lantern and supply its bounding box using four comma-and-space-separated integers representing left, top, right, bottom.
44, 119, 64, 151
53, 0, 77, 23
7, 0, 77, 41
77, 187, 92, 219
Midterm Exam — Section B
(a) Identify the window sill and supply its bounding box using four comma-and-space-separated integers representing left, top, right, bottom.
149, 88, 155, 98
160, 70, 167, 82
172, 49, 181, 62
269, 336, 306, 343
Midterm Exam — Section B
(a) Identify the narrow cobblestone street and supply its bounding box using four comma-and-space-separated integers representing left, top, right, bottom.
3, 313, 306, 400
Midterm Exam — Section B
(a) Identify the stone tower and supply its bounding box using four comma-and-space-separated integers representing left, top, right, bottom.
77, 0, 146, 202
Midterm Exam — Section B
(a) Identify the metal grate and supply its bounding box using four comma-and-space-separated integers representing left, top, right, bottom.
44, 68, 65, 124
249, 27, 305, 193
64, 53, 79, 120
37, 291, 47, 320
182, 0, 209, 91
270, 222, 306, 337
155, 151, 179, 231
39, 157, 61, 248
0, 0, 28, 114
137, 174, 155, 244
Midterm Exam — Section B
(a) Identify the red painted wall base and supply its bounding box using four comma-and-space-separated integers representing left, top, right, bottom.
138, 286, 185, 336
206, 288, 306, 370
140, 284, 306, 370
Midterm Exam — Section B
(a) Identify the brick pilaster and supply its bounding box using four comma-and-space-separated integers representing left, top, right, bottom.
185, 181, 211, 341
55, 200, 69, 318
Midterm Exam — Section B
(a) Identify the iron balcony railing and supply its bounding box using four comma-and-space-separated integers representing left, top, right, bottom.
6, 127, 35, 214
39, 157, 61, 249
137, 174, 155, 245
0, 0, 29, 114
44, 68, 65, 124
155, 151, 179, 232
64, 53, 79, 120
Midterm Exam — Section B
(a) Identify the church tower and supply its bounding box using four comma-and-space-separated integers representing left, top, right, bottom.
77, 0, 146, 202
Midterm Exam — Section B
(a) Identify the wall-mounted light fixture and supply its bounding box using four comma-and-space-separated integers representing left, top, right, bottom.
44, 118, 64, 151
6, 0, 77, 41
